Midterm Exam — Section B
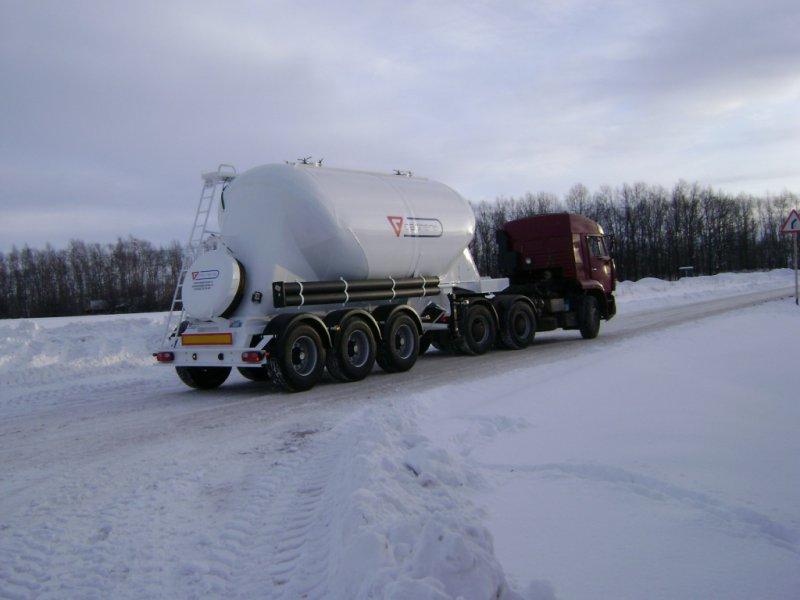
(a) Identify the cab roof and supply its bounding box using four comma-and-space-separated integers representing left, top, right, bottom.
503, 212, 604, 238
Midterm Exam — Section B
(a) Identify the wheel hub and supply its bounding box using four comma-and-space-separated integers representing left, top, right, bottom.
290, 336, 317, 376
394, 325, 414, 360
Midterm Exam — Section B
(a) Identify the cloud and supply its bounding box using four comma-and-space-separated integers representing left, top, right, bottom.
1, 0, 799, 249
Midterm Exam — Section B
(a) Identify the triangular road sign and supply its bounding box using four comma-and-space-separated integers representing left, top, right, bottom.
781, 209, 800, 233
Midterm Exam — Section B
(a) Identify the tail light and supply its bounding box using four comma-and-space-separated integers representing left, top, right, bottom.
241, 350, 266, 363
155, 352, 174, 363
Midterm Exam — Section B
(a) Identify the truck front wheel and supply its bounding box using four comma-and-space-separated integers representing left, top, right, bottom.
176, 366, 231, 389
579, 296, 601, 339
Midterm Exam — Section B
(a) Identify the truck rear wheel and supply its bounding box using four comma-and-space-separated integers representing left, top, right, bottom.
500, 301, 536, 350
376, 313, 419, 373
458, 304, 496, 355
269, 323, 326, 392
326, 317, 376, 382
579, 296, 601, 339
237, 366, 270, 382
176, 366, 231, 389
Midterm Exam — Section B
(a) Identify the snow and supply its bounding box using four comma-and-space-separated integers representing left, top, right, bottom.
416, 299, 800, 598
615, 268, 794, 312
0, 269, 797, 599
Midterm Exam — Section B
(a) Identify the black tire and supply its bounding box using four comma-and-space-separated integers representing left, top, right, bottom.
419, 334, 432, 356
176, 366, 231, 390
268, 323, 326, 392
376, 313, 420, 373
457, 304, 496, 355
579, 296, 601, 339
326, 317, 377, 382
237, 366, 270, 382
500, 301, 536, 350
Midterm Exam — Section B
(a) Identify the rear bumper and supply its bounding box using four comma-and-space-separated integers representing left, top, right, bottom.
156, 321, 273, 367
155, 329, 273, 367
154, 346, 270, 367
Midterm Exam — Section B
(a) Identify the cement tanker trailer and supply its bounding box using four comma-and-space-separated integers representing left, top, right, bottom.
155, 162, 616, 391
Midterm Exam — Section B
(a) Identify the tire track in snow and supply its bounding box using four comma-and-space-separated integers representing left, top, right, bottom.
475, 460, 800, 555
266, 434, 340, 599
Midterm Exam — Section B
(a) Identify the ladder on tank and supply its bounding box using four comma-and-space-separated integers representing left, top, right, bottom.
160, 164, 237, 347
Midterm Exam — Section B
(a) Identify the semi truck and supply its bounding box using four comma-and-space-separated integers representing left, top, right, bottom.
155, 163, 616, 392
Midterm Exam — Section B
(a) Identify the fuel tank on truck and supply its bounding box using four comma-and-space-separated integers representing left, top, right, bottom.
188, 163, 478, 319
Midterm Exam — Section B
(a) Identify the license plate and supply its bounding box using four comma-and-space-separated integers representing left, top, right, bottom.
181, 333, 233, 346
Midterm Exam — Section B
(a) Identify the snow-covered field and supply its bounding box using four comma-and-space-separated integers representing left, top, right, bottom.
0, 270, 797, 599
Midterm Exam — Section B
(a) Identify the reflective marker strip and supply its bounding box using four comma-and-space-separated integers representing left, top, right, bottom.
181, 333, 233, 346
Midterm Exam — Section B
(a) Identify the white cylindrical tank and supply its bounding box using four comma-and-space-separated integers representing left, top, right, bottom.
185, 163, 477, 319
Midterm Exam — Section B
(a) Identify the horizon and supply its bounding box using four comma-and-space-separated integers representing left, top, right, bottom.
1, 175, 796, 253
1, 175, 797, 252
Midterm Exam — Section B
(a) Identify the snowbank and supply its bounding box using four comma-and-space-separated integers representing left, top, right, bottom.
274, 407, 521, 599
0, 313, 165, 388
616, 268, 793, 312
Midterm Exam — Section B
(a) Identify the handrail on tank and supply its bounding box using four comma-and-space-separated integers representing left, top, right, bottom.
202, 164, 237, 184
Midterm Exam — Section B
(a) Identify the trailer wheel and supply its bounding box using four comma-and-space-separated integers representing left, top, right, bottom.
579, 296, 601, 339
237, 366, 270, 382
500, 301, 536, 350
376, 313, 420, 373
458, 304, 496, 355
326, 317, 376, 382
269, 323, 326, 392
176, 366, 231, 390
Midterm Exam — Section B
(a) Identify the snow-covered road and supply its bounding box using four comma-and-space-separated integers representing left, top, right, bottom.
0, 271, 797, 599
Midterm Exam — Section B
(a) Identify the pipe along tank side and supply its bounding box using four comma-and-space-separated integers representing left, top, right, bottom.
160, 163, 613, 392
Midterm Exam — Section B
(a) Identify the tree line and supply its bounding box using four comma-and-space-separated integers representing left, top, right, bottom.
470, 182, 796, 281
0, 238, 182, 319
0, 182, 796, 319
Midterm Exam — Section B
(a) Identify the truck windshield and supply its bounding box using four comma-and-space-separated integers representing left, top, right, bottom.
588, 236, 607, 258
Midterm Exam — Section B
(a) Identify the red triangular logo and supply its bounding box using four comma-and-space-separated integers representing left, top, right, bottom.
387, 216, 404, 237
191, 272, 198, 279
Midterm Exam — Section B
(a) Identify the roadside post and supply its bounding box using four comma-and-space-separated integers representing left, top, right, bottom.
781, 209, 800, 305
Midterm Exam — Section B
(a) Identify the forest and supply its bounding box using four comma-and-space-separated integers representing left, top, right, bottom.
0, 182, 796, 318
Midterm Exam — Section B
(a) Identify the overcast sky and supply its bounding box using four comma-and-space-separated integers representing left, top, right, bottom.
1, 0, 799, 249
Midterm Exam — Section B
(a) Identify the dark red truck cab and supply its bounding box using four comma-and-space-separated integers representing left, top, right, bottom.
496, 213, 617, 336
